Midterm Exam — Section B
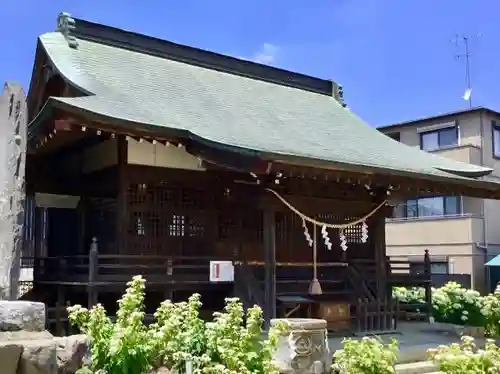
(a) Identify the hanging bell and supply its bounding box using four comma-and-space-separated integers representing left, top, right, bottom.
309, 278, 323, 295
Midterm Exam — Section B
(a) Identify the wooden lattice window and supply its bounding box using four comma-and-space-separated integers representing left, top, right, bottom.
180, 188, 206, 209
169, 214, 185, 237
343, 221, 364, 244
188, 216, 205, 238
130, 212, 161, 237
218, 212, 236, 240
136, 214, 145, 236
241, 210, 263, 241
317, 213, 368, 244
127, 183, 148, 205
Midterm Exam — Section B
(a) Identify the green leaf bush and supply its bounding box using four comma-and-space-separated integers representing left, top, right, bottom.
331, 336, 399, 374
428, 336, 500, 374
68, 275, 286, 374
479, 285, 500, 337
392, 282, 500, 331
392, 286, 425, 305
432, 282, 484, 326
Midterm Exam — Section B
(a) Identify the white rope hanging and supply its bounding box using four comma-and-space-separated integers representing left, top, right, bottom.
266, 188, 385, 252
301, 217, 313, 247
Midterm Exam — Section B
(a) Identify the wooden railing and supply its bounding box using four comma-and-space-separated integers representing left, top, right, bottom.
238, 256, 431, 294
31, 254, 220, 284
27, 238, 232, 286
27, 256, 431, 287
237, 256, 431, 279
26, 236, 431, 299
355, 298, 399, 335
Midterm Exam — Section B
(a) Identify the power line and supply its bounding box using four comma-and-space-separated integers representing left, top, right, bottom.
449, 33, 482, 108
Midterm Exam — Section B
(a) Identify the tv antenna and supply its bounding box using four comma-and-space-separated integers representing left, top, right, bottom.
450, 33, 482, 108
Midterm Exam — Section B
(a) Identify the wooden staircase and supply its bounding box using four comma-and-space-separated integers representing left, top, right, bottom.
346, 263, 377, 301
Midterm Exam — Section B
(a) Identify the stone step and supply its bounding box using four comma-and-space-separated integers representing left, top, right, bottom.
395, 360, 440, 374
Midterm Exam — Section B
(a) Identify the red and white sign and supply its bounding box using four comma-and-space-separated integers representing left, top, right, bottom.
209, 261, 234, 282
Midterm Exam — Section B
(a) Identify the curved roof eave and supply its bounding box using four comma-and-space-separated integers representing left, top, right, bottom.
27, 95, 499, 194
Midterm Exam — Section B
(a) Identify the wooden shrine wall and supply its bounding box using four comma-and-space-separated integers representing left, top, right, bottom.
123, 166, 218, 256
121, 165, 379, 263
27, 156, 381, 263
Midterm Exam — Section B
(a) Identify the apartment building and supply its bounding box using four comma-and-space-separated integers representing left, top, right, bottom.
378, 107, 500, 290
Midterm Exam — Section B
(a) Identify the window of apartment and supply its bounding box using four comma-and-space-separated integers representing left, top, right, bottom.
420, 126, 458, 151
387, 132, 401, 142
492, 121, 500, 158
399, 196, 460, 218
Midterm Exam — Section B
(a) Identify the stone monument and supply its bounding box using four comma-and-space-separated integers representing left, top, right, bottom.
0, 82, 27, 300
271, 318, 330, 374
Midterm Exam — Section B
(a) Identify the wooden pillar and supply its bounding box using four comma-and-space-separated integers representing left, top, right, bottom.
55, 285, 65, 336
116, 135, 128, 254
372, 209, 388, 300
88, 237, 99, 308
77, 197, 86, 255
263, 207, 276, 324
55, 257, 67, 336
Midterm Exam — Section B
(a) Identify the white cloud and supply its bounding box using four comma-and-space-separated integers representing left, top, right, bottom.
251, 43, 279, 64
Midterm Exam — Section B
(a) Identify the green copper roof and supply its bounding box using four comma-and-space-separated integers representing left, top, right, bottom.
35, 29, 496, 184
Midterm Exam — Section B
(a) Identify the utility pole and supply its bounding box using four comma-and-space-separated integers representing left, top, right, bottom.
450, 33, 482, 109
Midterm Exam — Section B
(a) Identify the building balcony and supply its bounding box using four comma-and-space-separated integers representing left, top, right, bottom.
430, 144, 482, 166
386, 214, 484, 248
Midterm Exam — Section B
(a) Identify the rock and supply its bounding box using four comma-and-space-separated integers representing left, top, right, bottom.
0, 301, 46, 331
271, 318, 330, 374
55, 334, 91, 374
17, 338, 57, 374
0, 330, 53, 342
0, 341, 23, 374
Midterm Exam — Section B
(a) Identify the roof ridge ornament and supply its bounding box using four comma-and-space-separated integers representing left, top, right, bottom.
56, 12, 79, 49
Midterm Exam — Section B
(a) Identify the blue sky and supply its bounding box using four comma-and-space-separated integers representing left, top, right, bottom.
1, 0, 498, 126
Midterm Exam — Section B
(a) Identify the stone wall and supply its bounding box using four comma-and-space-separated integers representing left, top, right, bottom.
0, 300, 89, 374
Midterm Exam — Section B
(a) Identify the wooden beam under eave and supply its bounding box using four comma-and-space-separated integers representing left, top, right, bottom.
258, 192, 377, 214
63, 113, 181, 144
273, 160, 500, 200
274, 162, 374, 184
377, 172, 500, 200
